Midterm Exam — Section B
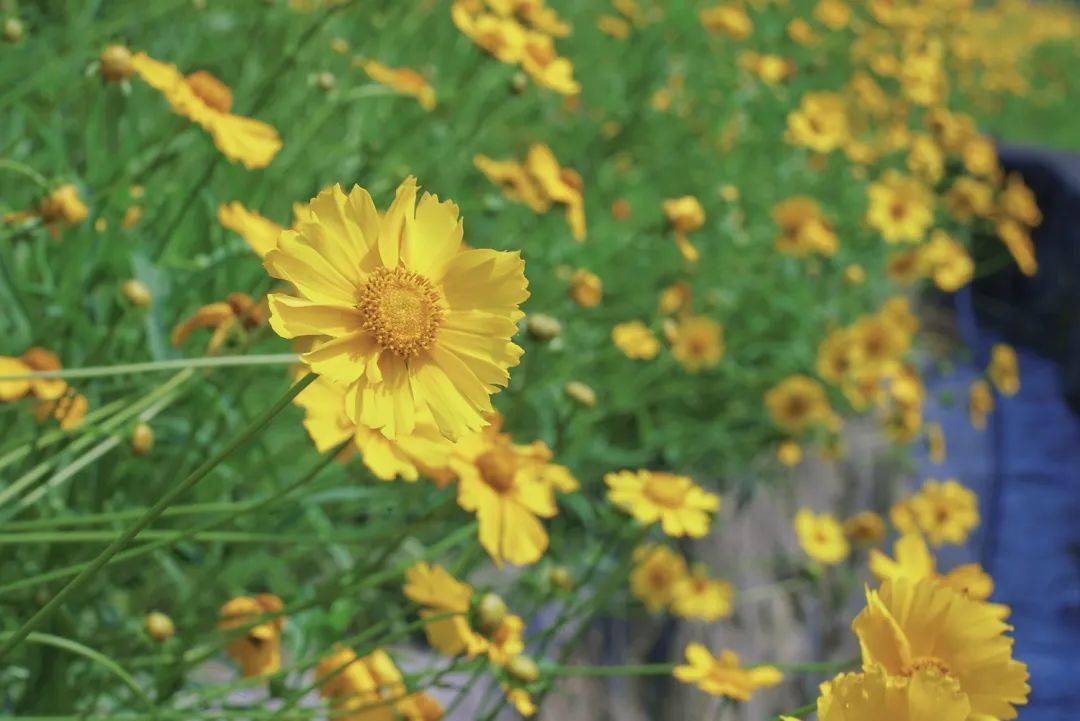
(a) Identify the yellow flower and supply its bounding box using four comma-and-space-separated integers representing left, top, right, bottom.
787, 92, 849, 154
218, 201, 287, 258
674, 644, 783, 701
564, 380, 596, 406
945, 176, 994, 220
920, 229, 973, 292
402, 562, 487, 657
926, 422, 946, 463
996, 219, 1037, 276
772, 196, 837, 258
968, 378, 994, 430
814, 0, 851, 29
598, 14, 631, 38
670, 315, 724, 372
816, 328, 856, 384
658, 281, 692, 315
316, 645, 408, 721
998, 173, 1041, 227
843, 511, 885, 546
218, 594, 285, 677
606, 470, 720, 537
630, 544, 689, 612
171, 293, 265, 353
988, 343, 1020, 396
33, 393, 89, 430
524, 143, 586, 241
794, 508, 850, 565
520, 31, 580, 96
398, 692, 443, 721
844, 264, 866, 285
99, 44, 135, 82
18, 184, 90, 233
671, 565, 734, 621
503, 685, 536, 717
131, 53, 281, 169
962, 134, 1000, 178
357, 59, 436, 110
909, 479, 979, 546
849, 312, 910, 376
853, 578, 1029, 719
0, 347, 68, 402
699, 4, 753, 40
776, 440, 802, 467
818, 664, 971, 721
474, 154, 550, 213
568, 268, 602, 307
264, 179, 529, 442
869, 532, 995, 602
294, 377, 452, 481
765, 375, 837, 434
787, 18, 820, 46
449, 418, 576, 565
662, 196, 705, 263
906, 133, 944, 183
612, 321, 660, 360
866, 171, 934, 243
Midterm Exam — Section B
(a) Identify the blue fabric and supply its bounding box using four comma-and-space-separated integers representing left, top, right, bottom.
917, 145, 1080, 720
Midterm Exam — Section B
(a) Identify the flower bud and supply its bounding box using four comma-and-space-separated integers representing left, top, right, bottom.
100, 45, 134, 82
122, 279, 152, 308
526, 314, 562, 341
145, 611, 175, 642
316, 72, 336, 91
476, 592, 508, 634
3, 18, 24, 44
131, 422, 154, 456
563, 381, 595, 408
506, 654, 540, 684
548, 565, 574, 591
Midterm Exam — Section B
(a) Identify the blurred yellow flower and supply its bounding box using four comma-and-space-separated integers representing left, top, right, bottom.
33, 393, 89, 430
218, 593, 285, 677
0, 347, 67, 402
264, 179, 528, 442
843, 510, 885, 546
853, 579, 1029, 719
920, 229, 973, 292
670, 315, 724, 372
866, 171, 934, 243
776, 440, 802, 466
658, 281, 692, 315
630, 544, 689, 612
772, 196, 837, 257
525, 143, 586, 241
996, 218, 1038, 276
568, 268, 602, 307
171, 292, 265, 353
671, 565, 734, 621
814, 0, 851, 29
988, 343, 1019, 396
910, 478, 979, 546
968, 378, 994, 430
403, 562, 487, 657
699, 4, 753, 40
926, 421, 946, 463
131, 53, 281, 169
316, 645, 408, 721
945, 176, 994, 220
787, 92, 849, 154
765, 375, 838, 434
674, 644, 783, 700
794, 508, 850, 565
998, 173, 1041, 226
612, 321, 660, 360
598, 15, 631, 38
606, 469, 720, 537
662, 195, 705, 263
357, 59, 436, 110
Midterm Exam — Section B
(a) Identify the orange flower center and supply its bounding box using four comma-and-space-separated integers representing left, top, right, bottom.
186, 70, 233, 113
643, 474, 688, 508
357, 267, 443, 357
476, 449, 518, 494
901, 656, 952, 677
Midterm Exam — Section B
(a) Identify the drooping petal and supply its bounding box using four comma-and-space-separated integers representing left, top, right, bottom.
267, 295, 361, 338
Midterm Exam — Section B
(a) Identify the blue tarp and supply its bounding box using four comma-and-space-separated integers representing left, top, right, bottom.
918, 145, 1080, 720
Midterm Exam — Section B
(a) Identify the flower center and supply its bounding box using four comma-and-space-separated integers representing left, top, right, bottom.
186, 70, 233, 113
901, 656, 952, 677
357, 267, 443, 358
643, 475, 688, 508
476, 449, 518, 494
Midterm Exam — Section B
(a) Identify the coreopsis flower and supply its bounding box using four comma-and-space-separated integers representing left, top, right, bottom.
658, 281, 692, 315
817, 664, 971, 721
814, 0, 851, 29
568, 268, 602, 307
787, 18, 820, 45
605, 470, 720, 537
0, 347, 67, 402
850, 310, 911, 376
926, 421, 946, 463
630, 544, 689, 612
218, 594, 286, 677
171, 293, 266, 353
130, 53, 281, 169
945, 176, 994, 220
920, 229, 973, 292
399, 693, 444, 721
998, 173, 1041, 226
776, 440, 802, 466
843, 511, 885, 546
403, 562, 487, 657
448, 417, 577, 565
794, 509, 850, 565
670, 315, 724, 372
357, 59, 436, 111
740, 52, 794, 85
264, 179, 528, 442
317, 645, 410, 721
699, 4, 753, 40
475, 155, 549, 213
772, 197, 837, 257
996, 219, 1037, 276
294, 377, 452, 480
988, 343, 1020, 396
452, 8, 527, 64
816, 329, 856, 385
7, 184, 91, 233
670, 565, 734, 621
612, 321, 660, 360
853, 579, 1029, 719
765, 375, 838, 434
787, 92, 849, 154
968, 379, 994, 430
482, 612, 525, 666
906, 133, 944, 183
909, 479, 979, 546
524, 144, 586, 241
34, 393, 89, 430
843, 264, 866, 285
662, 196, 705, 263
962, 134, 1000, 178
598, 15, 631, 38
869, 532, 995, 602
99, 44, 135, 82
866, 171, 934, 243
674, 644, 783, 701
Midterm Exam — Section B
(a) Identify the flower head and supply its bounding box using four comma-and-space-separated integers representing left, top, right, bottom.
908, 479, 979, 546
357, 59, 436, 110
765, 375, 838, 434
218, 593, 286, 677
612, 321, 660, 360
671, 565, 734, 621
264, 178, 528, 442
794, 509, 850, 565
606, 470, 720, 537
663, 196, 705, 263
867, 171, 934, 243
670, 315, 724, 372
403, 562, 487, 657
630, 544, 689, 612
988, 343, 1019, 396
674, 643, 783, 700
772, 197, 837, 257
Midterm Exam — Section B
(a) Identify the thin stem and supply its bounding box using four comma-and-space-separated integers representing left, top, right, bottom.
0, 158, 48, 189
547, 662, 676, 678
771, 701, 817, 720
0, 353, 298, 381
0, 373, 315, 661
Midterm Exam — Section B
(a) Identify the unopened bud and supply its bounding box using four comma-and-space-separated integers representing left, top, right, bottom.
476, 592, 508, 634
563, 382, 595, 408
131, 422, 154, 456
548, 565, 574, 591
100, 45, 134, 82
3, 18, 24, 44
526, 314, 562, 341
506, 654, 540, 684
145, 611, 175, 641
316, 72, 336, 91
122, 279, 152, 308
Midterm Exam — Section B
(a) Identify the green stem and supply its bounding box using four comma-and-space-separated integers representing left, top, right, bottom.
547, 662, 676, 678
0, 353, 298, 381
0, 373, 315, 661
772, 701, 817, 720
19, 631, 152, 708
0, 158, 48, 189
